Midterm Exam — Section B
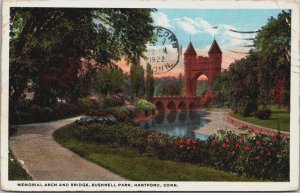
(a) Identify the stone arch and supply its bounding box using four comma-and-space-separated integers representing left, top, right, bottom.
189, 72, 209, 97
167, 101, 176, 112
189, 102, 197, 111
178, 101, 187, 111
155, 101, 165, 112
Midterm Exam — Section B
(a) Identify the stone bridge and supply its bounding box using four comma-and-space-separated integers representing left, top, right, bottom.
152, 96, 202, 112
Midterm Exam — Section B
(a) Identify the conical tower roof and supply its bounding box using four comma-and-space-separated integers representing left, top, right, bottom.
208, 40, 222, 54
184, 42, 197, 55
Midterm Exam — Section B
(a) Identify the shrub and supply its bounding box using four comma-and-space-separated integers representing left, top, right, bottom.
134, 99, 157, 116
200, 91, 219, 107
9, 112, 32, 125
42, 107, 53, 121
78, 97, 104, 111
105, 107, 130, 122
254, 109, 271, 120
29, 105, 42, 122
53, 103, 80, 119
104, 96, 124, 108
72, 123, 289, 181
234, 98, 257, 117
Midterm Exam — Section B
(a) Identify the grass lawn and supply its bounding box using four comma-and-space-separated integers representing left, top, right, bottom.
9, 149, 32, 180
232, 105, 289, 132
54, 125, 258, 181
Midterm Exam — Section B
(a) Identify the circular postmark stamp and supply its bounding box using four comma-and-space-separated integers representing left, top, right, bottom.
142, 26, 180, 74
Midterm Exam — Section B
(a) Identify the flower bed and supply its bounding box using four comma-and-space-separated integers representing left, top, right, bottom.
73, 123, 289, 181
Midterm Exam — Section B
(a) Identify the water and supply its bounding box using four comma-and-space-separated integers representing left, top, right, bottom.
139, 111, 210, 140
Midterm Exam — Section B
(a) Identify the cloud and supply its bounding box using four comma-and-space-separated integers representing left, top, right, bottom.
152, 12, 171, 29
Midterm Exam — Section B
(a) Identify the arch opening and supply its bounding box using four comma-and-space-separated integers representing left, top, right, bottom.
178, 101, 187, 112
155, 101, 165, 112
167, 101, 176, 112
196, 74, 209, 97
189, 102, 197, 111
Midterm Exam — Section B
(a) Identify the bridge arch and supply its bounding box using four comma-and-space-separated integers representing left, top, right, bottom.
155, 101, 165, 112
167, 101, 176, 112
178, 101, 187, 111
189, 102, 197, 111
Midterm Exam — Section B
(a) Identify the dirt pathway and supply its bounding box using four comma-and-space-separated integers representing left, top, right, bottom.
9, 117, 125, 181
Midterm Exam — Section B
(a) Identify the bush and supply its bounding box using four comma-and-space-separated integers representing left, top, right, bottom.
105, 107, 130, 122
200, 91, 218, 107
134, 99, 157, 116
103, 96, 124, 108
234, 98, 257, 117
78, 97, 104, 111
10, 112, 32, 125
29, 105, 42, 122
254, 109, 271, 120
42, 107, 53, 121
53, 103, 80, 119
72, 123, 289, 181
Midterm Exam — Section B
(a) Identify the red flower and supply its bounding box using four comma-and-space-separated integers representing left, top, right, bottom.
222, 143, 227, 148
226, 140, 232, 145
243, 145, 252, 151
256, 140, 261, 146
180, 140, 185, 145
255, 156, 261, 160
192, 139, 198, 145
211, 140, 216, 146
260, 149, 265, 155
175, 137, 180, 141
235, 143, 240, 149
180, 145, 184, 149
267, 151, 272, 156
231, 151, 236, 156
186, 146, 191, 150
239, 137, 245, 142
186, 139, 191, 145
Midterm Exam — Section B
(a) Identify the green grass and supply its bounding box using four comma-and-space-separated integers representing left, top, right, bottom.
54, 125, 258, 181
9, 149, 32, 180
232, 105, 290, 132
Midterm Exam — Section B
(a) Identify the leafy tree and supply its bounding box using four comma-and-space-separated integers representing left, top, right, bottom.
130, 58, 145, 98
9, 8, 155, 108
156, 82, 181, 96
254, 10, 291, 109
92, 68, 125, 96
145, 63, 155, 100
177, 73, 185, 95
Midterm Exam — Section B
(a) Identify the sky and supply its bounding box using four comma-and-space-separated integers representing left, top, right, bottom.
117, 9, 284, 78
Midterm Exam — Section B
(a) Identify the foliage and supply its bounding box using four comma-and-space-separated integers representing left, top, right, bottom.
145, 63, 155, 100
134, 99, 157, 115
196, 80, 208, 97
70, 123, 289, 181
212, 11, 291, 114
200, 91, 218, 108
105, 107, 131, 122
77, 97, 104, 111
130, 63, 145, 98
254, 109, 272, 120
92, 68, 125, 95
54, 126, 255, 181
9, 149, 32, 180
10, 8, 155, 109
156, 82, 182, 96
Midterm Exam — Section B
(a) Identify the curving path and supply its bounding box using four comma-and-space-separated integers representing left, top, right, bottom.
9, 117, 125, 181
195, 109, 241, 136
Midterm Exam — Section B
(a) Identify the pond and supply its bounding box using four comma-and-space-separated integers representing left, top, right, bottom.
139, 111, 210, 140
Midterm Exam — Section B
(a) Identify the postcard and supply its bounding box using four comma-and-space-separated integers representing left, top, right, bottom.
1, 0, 299, 191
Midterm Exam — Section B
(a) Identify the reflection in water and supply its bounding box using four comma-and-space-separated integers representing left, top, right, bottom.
140, 111, 209, 140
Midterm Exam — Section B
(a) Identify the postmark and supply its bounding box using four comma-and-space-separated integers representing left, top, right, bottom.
142, 26, 181, 74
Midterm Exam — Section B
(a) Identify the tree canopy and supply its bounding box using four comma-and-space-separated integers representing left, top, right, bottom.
10, 8, 155, 107
213, 10, 291, 116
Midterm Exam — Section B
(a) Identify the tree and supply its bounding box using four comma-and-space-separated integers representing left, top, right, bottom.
92, 68, 125, 96
130, 57, 145, 98
254, 10, 291, 109
145, 63, 155, 100
178, 73, 185, 95
156, 82, 181, 96
9, 8, 155, 108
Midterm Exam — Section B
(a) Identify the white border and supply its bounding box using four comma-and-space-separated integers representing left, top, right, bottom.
1, 0, 299, 191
